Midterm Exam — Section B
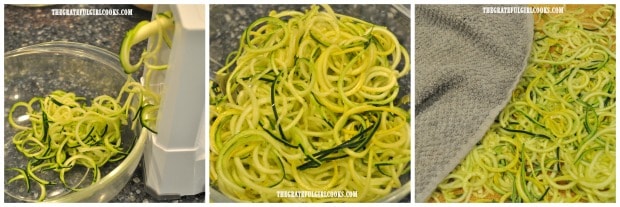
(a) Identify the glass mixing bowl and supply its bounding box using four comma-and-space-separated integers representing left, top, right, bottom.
4, 41, 147, 202
209, 4, 411, 202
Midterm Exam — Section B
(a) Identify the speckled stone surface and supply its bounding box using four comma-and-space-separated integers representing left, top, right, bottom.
4, 4, 205, 203
209, 4, 411, 203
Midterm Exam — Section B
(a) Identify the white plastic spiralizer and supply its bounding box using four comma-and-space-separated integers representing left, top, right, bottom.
141, 4, 205, 200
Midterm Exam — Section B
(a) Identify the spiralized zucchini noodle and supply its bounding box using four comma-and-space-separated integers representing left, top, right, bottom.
5, 11, 172, 202
6, 78, 147, 201
431, 5, 615, 202
120, 10, 175, 133
210, 5, 411, 202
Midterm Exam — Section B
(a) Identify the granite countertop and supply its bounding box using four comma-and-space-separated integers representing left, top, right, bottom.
4, 4, 205, 203
209, 4, 411, 203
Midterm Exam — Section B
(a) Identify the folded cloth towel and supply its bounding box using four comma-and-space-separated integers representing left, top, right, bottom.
414, 5, 533, 202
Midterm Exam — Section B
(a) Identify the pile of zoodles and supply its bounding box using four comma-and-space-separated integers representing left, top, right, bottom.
210, 5, 410, 202
432, 5, 616, 202
6, 86, 140, 201
5, 11, 174, 202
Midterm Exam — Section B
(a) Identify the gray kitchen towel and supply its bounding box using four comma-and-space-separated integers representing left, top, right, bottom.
415, 5, 533, 202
